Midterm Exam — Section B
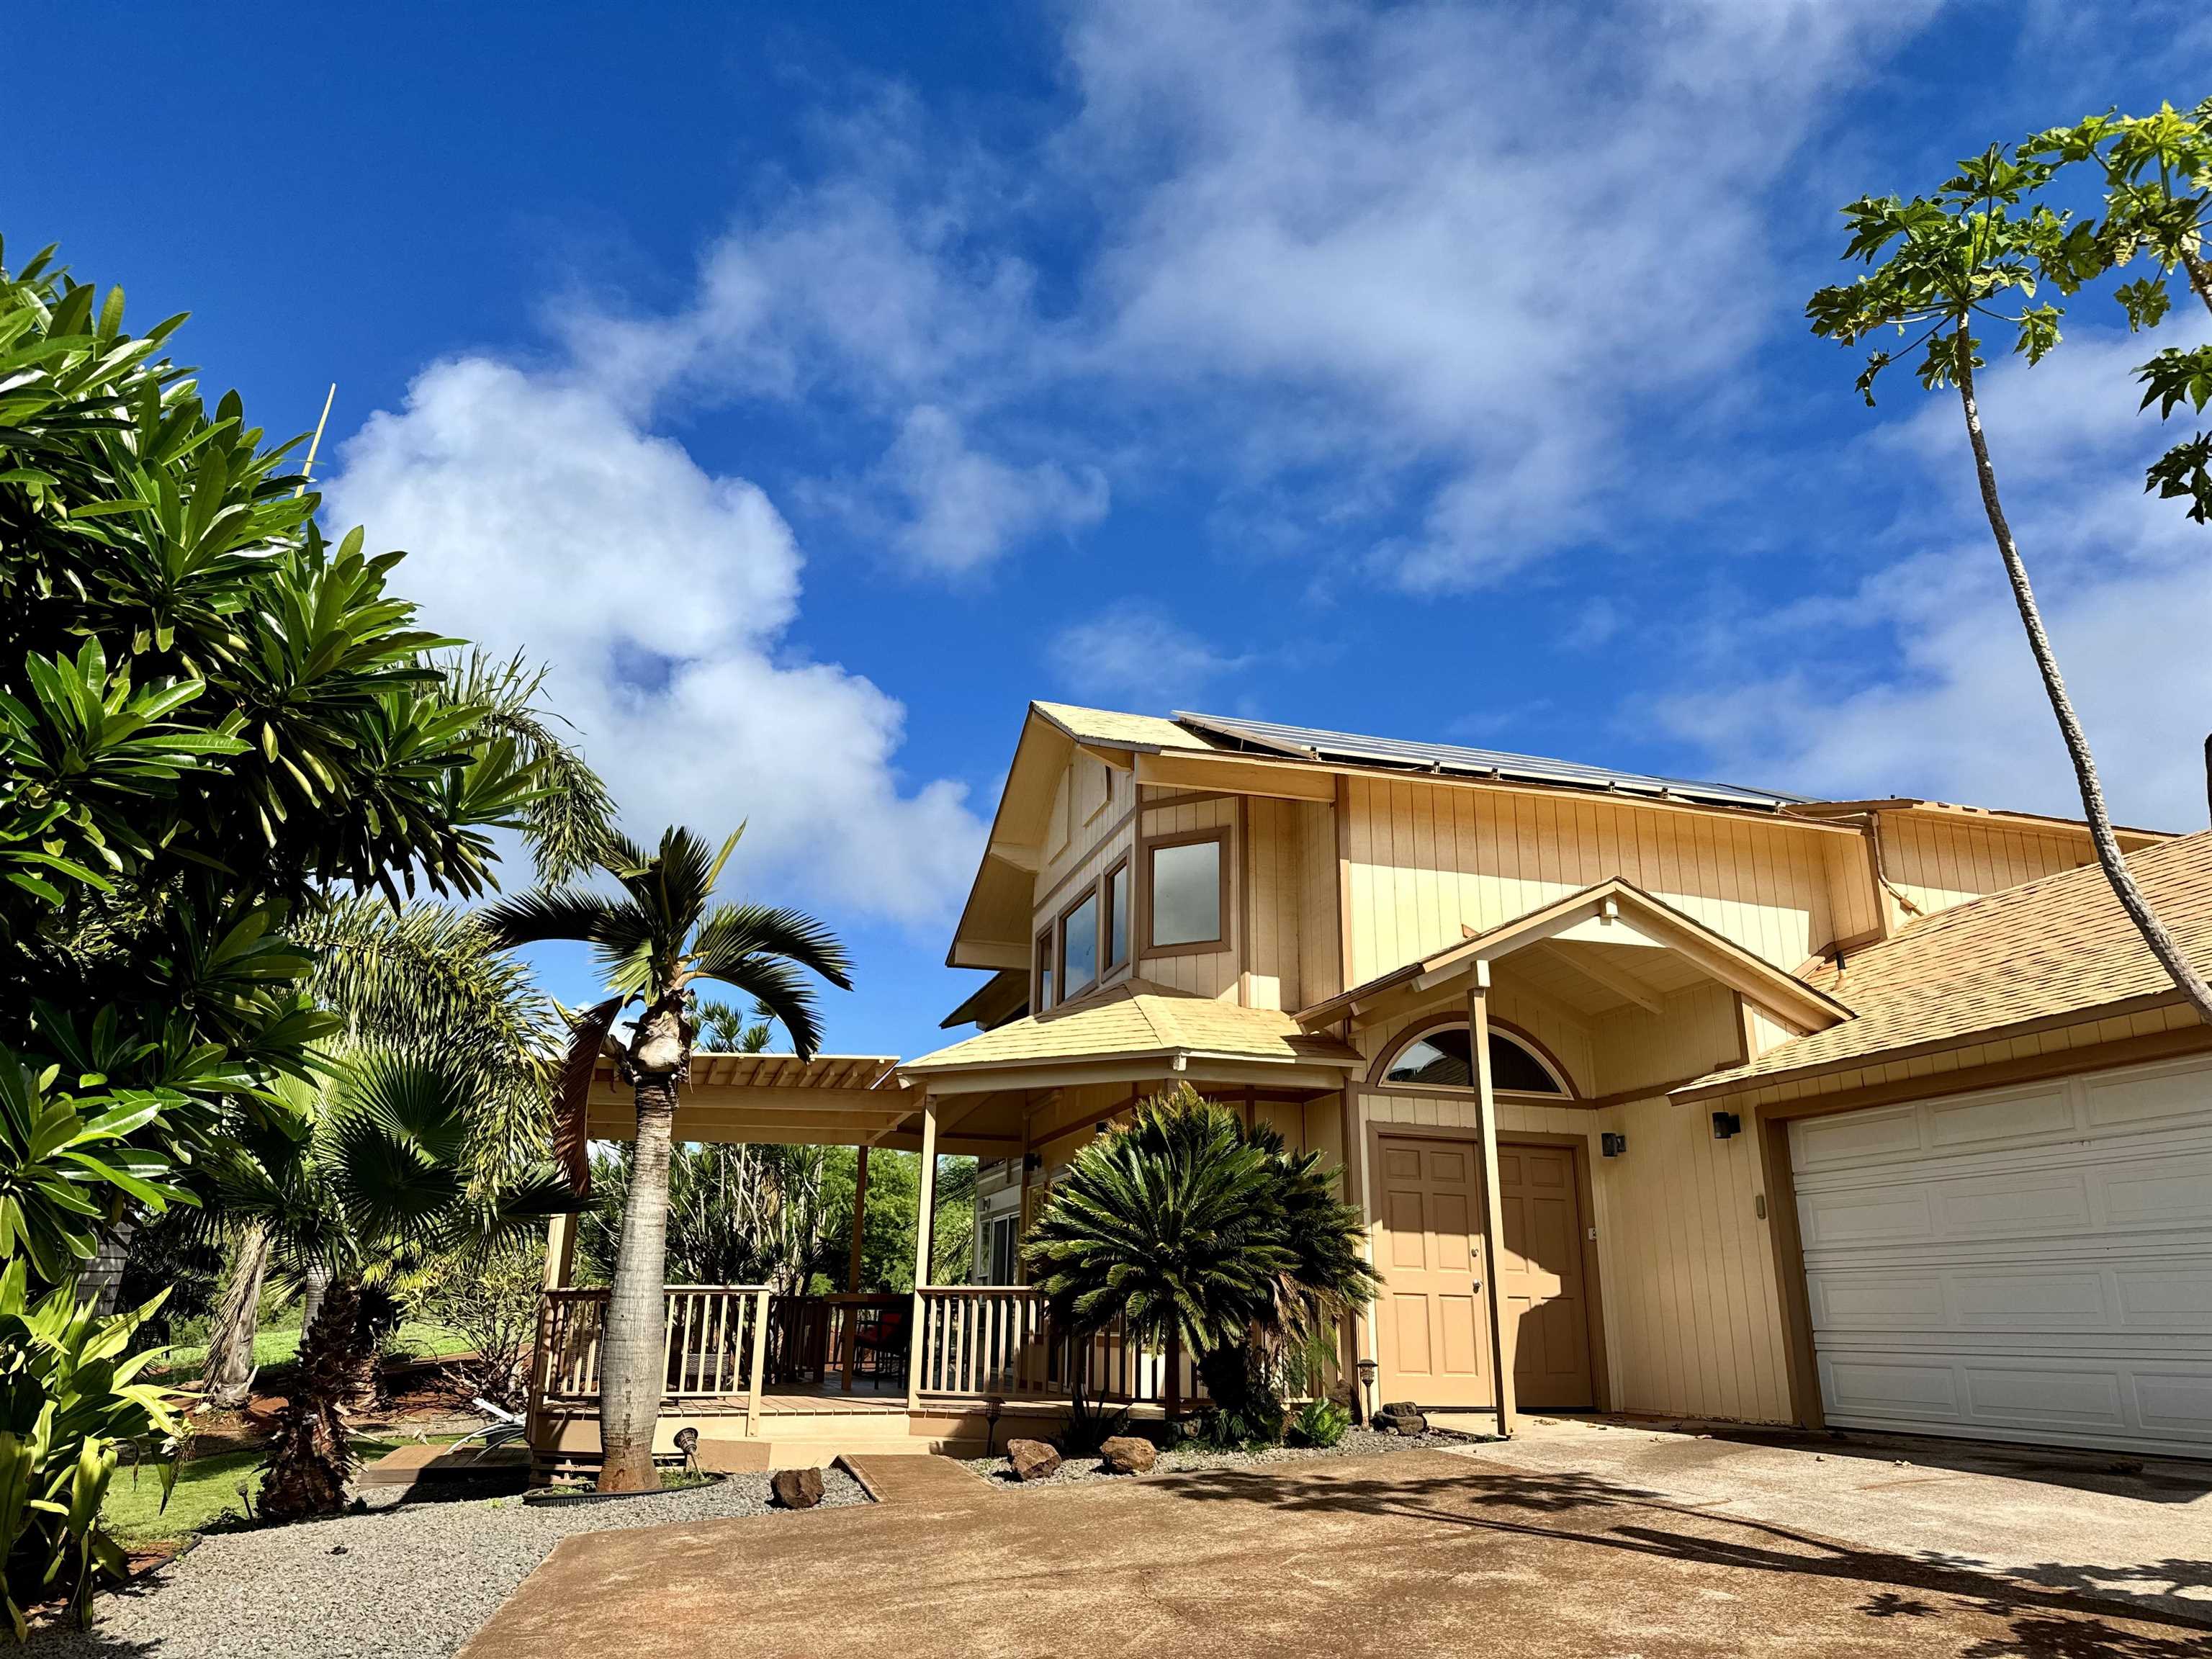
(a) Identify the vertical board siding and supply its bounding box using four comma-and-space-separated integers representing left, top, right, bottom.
1245, 796, 1303, 1012
1356, 1085, 1793, 1426
1588, 982, 1743, 1099
1341, 778, 1838, 986
1031, 759, 1134, 952
1880, 812, 2097, 920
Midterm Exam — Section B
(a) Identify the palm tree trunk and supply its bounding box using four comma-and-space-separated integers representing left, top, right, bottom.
201, 1220, 272, 1410
1956, 334, 2212, 1024
300, 1259, 331, 1338
258, 1277, 359, 1523
597, 1071, 678, 1492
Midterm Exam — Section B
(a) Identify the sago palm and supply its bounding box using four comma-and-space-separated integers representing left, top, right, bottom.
1023, 1085, 1376, 1440
482, 826, 851, 1492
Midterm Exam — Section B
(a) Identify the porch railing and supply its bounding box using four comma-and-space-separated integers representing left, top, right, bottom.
534, 1284, 773, 1429
912, 1286, 1206, 1410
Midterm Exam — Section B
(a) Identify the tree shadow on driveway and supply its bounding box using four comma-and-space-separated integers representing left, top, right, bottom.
1148, 1459, 2212, 1658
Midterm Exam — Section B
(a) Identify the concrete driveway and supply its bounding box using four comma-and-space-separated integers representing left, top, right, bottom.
1482, 1413, 2212, 1624
462, 1441, 2212, 1658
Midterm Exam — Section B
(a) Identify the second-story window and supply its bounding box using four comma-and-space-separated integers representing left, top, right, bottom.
1034, 929, 1056, 1012
1105, 859, 1130, 971
1061, 890, 1099, 997
1148, 833, 1225, 949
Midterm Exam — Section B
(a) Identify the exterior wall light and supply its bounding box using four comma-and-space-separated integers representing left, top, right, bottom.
1711, 1111, 1742, 1141
1601, 1132, 1627, 1158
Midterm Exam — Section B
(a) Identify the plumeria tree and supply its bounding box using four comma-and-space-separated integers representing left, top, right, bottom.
484, 828, 851, 1492
1807, 122, 2212, 1026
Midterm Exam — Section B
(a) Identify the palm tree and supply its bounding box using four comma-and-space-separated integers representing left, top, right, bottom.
482, 827, 852, 1492
1023, 1086, 1377, 1443
215, 1051, 570, 1520
196, 898, 561, 1408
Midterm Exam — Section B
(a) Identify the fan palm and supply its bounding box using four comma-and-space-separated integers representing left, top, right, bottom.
212, 1051, 570, 1521
1022, 1086, 1377, 1441
482, 826, 852, 1492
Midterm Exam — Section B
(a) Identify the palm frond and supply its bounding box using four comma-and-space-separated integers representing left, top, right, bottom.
477, 886, 631, 951
690, 902, 854, 992
691, 956, 823, 1058
553, 996, 624, 1194
431, 649, 616, 886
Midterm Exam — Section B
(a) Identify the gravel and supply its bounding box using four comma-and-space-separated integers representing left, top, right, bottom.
31, 1467, 868, 1659
966, 1424, 1488, 1486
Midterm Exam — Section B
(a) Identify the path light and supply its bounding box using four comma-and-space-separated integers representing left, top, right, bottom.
674, 1424, 699, 1477
1357, 1357, 1378, 1422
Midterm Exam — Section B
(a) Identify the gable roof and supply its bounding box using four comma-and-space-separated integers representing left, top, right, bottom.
1298, 877, 1853, 1035
903, 979, 1363, 1081
1680, 831, 2212, 1100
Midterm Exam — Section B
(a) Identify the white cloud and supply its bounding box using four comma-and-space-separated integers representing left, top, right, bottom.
327, 358, 984, 922
1048, 602, 1250, 709
1661, 320, 2212, 830
881, 406, 1108, 574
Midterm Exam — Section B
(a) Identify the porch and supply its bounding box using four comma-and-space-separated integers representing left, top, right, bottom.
526, 1282, 1204, 1476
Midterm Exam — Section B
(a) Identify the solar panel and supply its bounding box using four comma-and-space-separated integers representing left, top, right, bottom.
1173, 711, 1806, 812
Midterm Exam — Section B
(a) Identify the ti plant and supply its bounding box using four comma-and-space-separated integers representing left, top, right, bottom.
0, 1261, 181, 1639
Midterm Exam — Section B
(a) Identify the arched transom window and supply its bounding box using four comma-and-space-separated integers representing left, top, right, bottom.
1381, 1022, 1568, 1095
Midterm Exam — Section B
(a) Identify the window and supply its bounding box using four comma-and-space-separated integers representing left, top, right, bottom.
1060, 891, 1099, 996
989, 1215, 1017, 1285
1034, 930, 1056, 1012
1382, 1023, 1565, 1094
1104, 859, 1130, 971
1148, 834, 1224, 949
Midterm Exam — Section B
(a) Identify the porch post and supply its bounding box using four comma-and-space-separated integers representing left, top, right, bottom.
542, 1209, 577, 1291
1469, 970, 1516, 1437
904, 1094, 939, 1411
848, 1144, 871, 1292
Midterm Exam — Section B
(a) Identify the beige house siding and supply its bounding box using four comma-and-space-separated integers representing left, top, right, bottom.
1878, 811, 2097, 922
1340, 777, 1842, 986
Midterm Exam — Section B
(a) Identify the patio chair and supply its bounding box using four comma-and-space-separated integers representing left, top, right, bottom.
851, 1303, 909, 1382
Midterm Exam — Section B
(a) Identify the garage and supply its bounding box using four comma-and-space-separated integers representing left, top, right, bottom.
1789, 1054, 2212, 1457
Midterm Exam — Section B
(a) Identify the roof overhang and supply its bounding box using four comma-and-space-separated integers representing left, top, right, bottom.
1298, 878, 1853, 1037
585, 1052, 1017, 1155
898, 1046, 1362, 1097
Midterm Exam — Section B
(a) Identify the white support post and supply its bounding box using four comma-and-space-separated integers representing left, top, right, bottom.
1470, 971, 1516, 1438
905, 1095, 939, 1412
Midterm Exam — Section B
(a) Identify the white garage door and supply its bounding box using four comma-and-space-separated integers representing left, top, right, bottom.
1789, 1056, 2212, 1457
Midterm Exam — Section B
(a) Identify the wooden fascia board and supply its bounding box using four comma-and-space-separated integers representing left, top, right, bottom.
902, 1050, 1359, 1095
586, 1084, 920, 1115
1134, 750, 1340, 802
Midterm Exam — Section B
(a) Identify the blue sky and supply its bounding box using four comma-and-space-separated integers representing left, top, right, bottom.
13, 1, 2211, 1057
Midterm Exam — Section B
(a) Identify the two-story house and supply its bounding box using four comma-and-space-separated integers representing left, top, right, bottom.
908, 703, 2211, 1458
531, 699, 2212, 1478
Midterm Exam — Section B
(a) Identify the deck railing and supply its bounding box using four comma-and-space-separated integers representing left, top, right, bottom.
912, 1286, 1205, 1409
534, 1285, 773, 1429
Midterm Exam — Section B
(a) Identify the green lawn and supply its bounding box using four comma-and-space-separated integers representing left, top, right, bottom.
146, 1318, 473, 1380
102, 1437, 409, 1545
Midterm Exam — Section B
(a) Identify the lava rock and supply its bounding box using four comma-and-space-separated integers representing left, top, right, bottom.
770, 1467, 825, 1509
1375, 1409, 1429, 1436
1007, 1439, 1063, 1481
1099, 1435, 1157, 1475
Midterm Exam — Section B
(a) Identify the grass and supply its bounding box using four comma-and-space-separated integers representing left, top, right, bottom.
145, 1318, 473, 1380
100, 1437, 410, 1547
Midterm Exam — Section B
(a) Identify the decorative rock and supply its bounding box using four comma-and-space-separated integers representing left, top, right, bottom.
1375, 1409, 1428, 1437
1099, 1435, 1157, 1475
770, 1467, 824, 1509
1380, 1401, 1419, 1419
1007, 1439, 1063, 1482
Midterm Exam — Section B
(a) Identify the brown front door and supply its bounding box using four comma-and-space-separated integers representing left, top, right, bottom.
1374, 1136, 1493, 1408
1498, 1143, 1594, 1410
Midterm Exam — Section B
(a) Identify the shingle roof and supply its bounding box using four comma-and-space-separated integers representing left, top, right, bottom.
1030, 703, 1217, 753
1683, 830, 2212, 1096
902, 979, 1364, 1076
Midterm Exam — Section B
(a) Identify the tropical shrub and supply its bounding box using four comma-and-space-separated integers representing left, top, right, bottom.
400, 1241, 545, 1409
1022, 1085, 1377, 1447
1057, 1386, 1134, 1459
1287, 1397, 1351, 1450
0, 1262, 179, 1638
